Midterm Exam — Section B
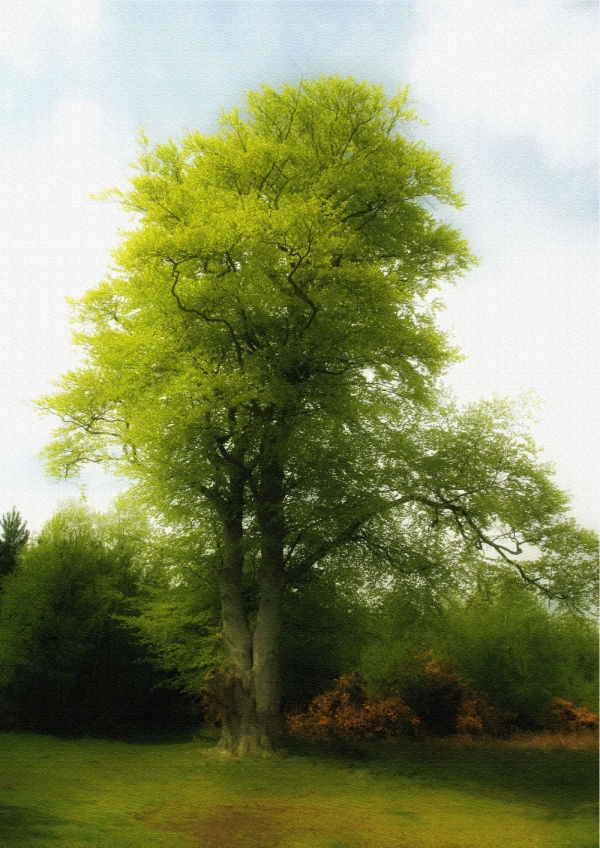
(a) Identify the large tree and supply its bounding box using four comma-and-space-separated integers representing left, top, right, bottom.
41, 77, 596, 755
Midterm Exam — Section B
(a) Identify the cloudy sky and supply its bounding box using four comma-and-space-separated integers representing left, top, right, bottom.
0, 0, 597, 532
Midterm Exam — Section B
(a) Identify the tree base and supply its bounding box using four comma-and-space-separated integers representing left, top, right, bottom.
204, 668, 280, 758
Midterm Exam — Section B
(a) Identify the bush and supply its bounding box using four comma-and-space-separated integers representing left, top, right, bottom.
438, 583, 598, 729
359, 577, 598, 733
285, 674, 419, 741
546, 699, 599, 734
397, 652, 506, 735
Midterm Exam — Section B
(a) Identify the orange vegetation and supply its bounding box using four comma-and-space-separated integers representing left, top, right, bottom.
285, 674, 420, 740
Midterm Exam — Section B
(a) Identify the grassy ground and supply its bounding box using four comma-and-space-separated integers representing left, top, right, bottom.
0, 729, 597, 848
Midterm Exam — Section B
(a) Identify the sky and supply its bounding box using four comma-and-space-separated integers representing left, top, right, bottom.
0, 0, 598, 533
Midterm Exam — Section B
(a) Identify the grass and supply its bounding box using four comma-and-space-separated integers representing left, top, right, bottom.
0, 729, 597, 847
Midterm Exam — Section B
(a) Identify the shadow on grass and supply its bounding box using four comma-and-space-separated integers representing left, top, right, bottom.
0, 804, 68, 846
113, 727, 204, 746
18, 724, 205, 747
282, 735, 598, 819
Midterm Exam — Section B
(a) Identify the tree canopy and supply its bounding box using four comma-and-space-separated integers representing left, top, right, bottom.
40, 77, 597, 755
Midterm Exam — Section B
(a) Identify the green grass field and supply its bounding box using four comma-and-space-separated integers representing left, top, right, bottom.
0, 730, 597, 847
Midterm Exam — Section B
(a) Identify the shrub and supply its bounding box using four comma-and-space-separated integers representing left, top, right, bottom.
399, 653, 498, 736
442, 582, 599, 727
546, 699, 599, 733
360, 577, 599, 733
285, 674, 419, 741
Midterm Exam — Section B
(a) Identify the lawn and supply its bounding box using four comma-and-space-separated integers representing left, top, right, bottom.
0, 730, 597, 847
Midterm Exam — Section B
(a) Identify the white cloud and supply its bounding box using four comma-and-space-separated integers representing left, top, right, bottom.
0, 458, 127, 534
410, 1, 598, 166
0, 1, 43, 72
0, 98, 130, 459
0, 0, 100, 72
439, 223, 599, 528
53, 0, 100, 41
0, 96, 130, 527
405, 0, 599, 528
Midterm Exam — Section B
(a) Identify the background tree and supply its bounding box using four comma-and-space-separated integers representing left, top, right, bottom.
40, 77, 597, 756
0, 502, 195, 734
0, 508, 29, 580
359, 570, 598, 733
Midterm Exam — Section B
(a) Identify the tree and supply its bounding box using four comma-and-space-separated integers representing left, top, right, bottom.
0, 501, 194, 734
0, 508, 29, 580
359, 572, 599, 732
131, 527, 368, 715
40, 77, 597, 755
0, 503, 132, 731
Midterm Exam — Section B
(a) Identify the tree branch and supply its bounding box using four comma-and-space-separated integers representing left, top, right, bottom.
169, 262, 245, 368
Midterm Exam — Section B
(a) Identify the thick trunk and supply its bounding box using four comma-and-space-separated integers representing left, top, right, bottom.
204, 459, 286, 757
206, 624, 283, 756
208, 566, 284, 757
207, 467, 257, 755
252, 458, 286, 750
204, 669, 266, 756
251, 572, 285, 749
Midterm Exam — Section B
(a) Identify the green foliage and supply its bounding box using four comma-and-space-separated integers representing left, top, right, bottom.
0, 505, 121, 684
40, 75, 596, 609
280, 570, 368, 713
394, 398, 598, 613
0, 502, 191, 734
39, 75, 474, 553
126, 532, 223, 694
0, 507, 29, 580
436, 579, 599, 728
359, 576, 598, 732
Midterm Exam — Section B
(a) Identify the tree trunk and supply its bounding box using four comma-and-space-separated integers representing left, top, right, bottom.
252, 457, 287, 752
206, 467, 258, 756
203, 458, 286, 757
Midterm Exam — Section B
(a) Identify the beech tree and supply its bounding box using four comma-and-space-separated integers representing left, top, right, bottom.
41, 77, 597, 756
